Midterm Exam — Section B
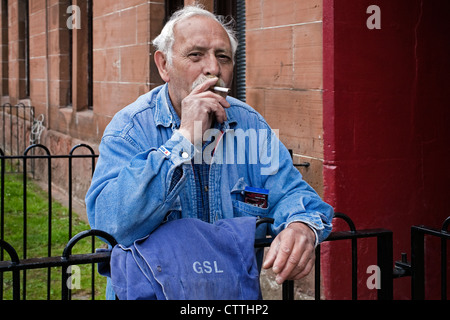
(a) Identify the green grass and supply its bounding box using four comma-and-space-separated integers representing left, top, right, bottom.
1, 164, 107, 300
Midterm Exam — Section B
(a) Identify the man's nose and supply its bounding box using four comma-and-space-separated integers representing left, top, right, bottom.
203, 54, 220, 76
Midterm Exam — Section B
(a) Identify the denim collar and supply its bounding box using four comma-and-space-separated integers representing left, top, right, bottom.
154, 83, 179, 129
154, 83, 237, 131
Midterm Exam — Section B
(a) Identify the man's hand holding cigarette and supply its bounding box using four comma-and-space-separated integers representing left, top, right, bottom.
178, 76, 230, 144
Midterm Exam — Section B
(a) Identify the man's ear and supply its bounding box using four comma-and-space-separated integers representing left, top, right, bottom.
154, 51, 170, 83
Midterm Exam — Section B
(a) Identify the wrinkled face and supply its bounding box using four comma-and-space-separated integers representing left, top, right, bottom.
162, 16, 234, 109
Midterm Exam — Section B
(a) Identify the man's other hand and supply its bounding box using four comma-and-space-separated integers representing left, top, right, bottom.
262, 222, 316, 284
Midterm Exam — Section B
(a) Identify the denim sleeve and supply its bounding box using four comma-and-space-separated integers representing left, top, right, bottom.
264, 135, 334, 244
85, 130, 195, 246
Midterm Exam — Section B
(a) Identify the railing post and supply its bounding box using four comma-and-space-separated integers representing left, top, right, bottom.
333, 212, 359, 300
411, 226, 425, 300
282, 280, 294, 300
441, 237, 447, 300
441, 217, 449, 300
69, 144, 102, 300
23, 144, 52, 300
314, 245, 321, 300
68, 144, 97, 239
0, 239, 21, 300
61, 229, 117, 301
377, 230, 393, 300
0, 149, 4, 300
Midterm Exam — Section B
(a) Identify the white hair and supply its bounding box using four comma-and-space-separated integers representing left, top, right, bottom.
152, 5, 238, 65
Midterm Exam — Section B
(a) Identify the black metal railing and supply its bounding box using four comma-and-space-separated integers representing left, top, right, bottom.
0, 143, 448, 300
255, 212, 394, 300
316, 213, 393, 300
0, 229, 116, 301
0, 144, 98, 300
410, 216, 450, 300
3, 212, 392, 301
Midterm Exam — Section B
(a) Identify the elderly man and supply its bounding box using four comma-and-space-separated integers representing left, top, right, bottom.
85, 5, 333, 299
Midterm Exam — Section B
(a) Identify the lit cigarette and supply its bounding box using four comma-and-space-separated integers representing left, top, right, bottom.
213, 87, 230, 93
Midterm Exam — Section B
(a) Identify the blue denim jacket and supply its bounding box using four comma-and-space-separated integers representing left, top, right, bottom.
85, 84, 333, 247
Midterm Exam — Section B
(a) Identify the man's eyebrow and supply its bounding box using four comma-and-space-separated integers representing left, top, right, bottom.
187, 45, 208, 52
187, 46, 231, 55
215, 48, 232, 55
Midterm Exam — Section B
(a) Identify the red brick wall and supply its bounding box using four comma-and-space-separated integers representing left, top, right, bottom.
92, 0, 164, 119
0, 1, 8, 96
246, 0, 324, 299
15, 0, 165, 146
8, 0, 28, 105
28, 0, 47, 115
27, 0, 72, 139
5, 0, 324, 165
246, 0, 324, 195
1, 1, 327, 299
1, 0, 166, 219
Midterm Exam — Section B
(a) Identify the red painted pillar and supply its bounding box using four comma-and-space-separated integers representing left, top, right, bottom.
322, 0, 450, 299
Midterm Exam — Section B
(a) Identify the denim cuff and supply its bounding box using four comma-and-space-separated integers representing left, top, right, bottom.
158, 130, 200, 166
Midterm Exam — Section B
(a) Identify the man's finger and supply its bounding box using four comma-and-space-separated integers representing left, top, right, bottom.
198, 91, 230, 109
277, 246, 303, 280
207, 100, 228, 123
273, 238, 305, 284
262, 238, 280, 270
290, 254, 315, 281
191, 77, 219, 94
271, 232, 295, 275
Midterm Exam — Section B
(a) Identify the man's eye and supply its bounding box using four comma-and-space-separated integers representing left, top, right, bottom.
188, 52, 202, 60
218, 55, 231, 62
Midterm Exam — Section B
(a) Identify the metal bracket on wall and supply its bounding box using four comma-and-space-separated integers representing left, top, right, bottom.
294, 162, 311, 168
393, 253, 412, 278
288, 149, 311, 168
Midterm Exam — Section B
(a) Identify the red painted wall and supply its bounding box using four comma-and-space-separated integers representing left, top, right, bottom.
323, 0, 450, 299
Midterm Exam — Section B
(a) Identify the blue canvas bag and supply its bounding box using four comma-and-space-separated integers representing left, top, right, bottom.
109, 217, 261, 300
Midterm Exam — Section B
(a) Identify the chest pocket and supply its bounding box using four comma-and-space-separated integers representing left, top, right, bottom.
230, 178, 270, 218
231, 197, 270, 241
232, 199, 269, 218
